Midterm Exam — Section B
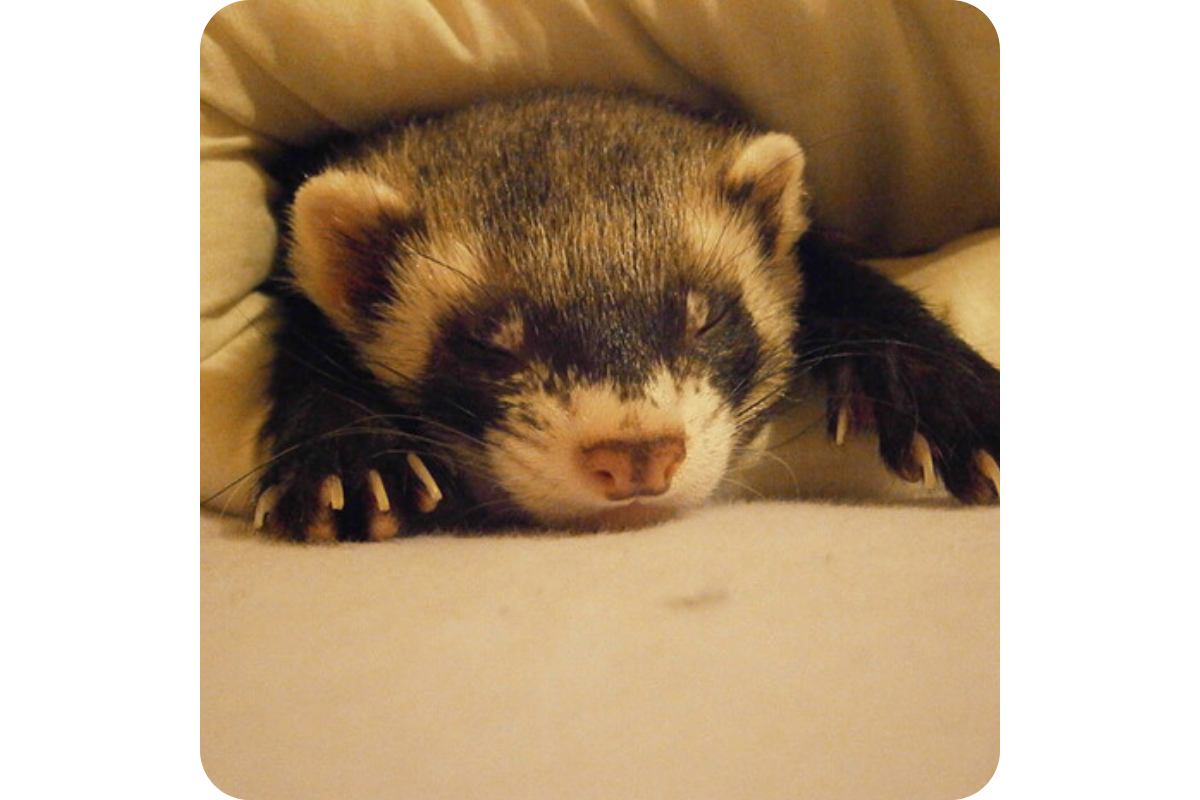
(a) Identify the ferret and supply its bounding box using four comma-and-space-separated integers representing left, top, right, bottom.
253, 89, 999, 541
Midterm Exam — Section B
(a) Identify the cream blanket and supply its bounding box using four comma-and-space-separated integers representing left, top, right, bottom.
199, 2, 999, 796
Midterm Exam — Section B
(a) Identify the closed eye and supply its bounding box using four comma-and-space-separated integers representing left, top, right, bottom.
687, 290, 733, 341
462, 335, 525, 368
694, 301, 730, 338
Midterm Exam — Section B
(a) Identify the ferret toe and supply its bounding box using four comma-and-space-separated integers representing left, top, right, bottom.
944, 451, 999, 505
890, 432, 935, 486
304, 512, 340, 543
253, 485, 281, 530
974, 451, 1000, 498
406, 454, 443, 513
364, 469, 402, 540
367, 511, 402, 541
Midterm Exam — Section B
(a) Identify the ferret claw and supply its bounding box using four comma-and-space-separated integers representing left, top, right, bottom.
253, 486, 280, 530
911, 433, 936, 488
301, 476, 345, 541
835, 404, 850, 446
366, 469, 390, 512
407, 453, 443, 514
975, 451, 1000, 497
253, 468, 418, 541
319, 475, 345, 510
365, 469, 401, 540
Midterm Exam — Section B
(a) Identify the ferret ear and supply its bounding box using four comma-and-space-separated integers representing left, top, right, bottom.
723, 133, 809, 260
287, 169, 422, 333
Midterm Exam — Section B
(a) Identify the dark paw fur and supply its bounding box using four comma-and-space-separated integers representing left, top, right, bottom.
796, 234, 1000, 504
255, 437, 442, 542
822, 341, 999, 503
255, 285, 449, 541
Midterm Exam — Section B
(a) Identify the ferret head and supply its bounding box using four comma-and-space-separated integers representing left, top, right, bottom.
286, 94, 808, 529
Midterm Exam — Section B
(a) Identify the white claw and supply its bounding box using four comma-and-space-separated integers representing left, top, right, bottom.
975, 451, 1001, 497
253, 486, 281, 530
366, 469, 391, 512
364, 470, 400, 540
407, 453, 443, 513
835, 405, 849, 446
319, 475, 345, 511
912, 433, 937, 488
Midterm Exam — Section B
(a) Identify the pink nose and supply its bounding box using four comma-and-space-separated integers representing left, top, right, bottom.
579, 436, 687, 501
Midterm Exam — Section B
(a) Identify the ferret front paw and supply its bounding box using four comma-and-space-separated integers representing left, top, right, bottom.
825, 342, 1000, 504
254, 450, 442, 542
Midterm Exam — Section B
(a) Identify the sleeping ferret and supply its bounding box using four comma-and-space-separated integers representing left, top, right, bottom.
251, 89, 1000, 541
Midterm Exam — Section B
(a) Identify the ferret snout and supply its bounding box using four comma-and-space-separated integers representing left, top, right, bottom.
579, 435, 687, 502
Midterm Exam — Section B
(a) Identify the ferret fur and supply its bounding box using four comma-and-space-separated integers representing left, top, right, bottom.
255, 89, 999, 541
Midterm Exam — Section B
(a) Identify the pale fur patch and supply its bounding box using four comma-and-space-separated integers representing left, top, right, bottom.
725, 132, 809, 259
485, 366, 737, 526
490, 314, 525, 354
358, 235, 485, 388
685, 290, 710, 335
684, 203, 799, 416
290, 168, 487, 389
676, 134, 812, 423
288, 170, 416, 333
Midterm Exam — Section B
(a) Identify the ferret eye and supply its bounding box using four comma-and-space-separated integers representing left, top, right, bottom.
460, 335, 525, 374
461, 315, 526, 371
686, 291, 730, 339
